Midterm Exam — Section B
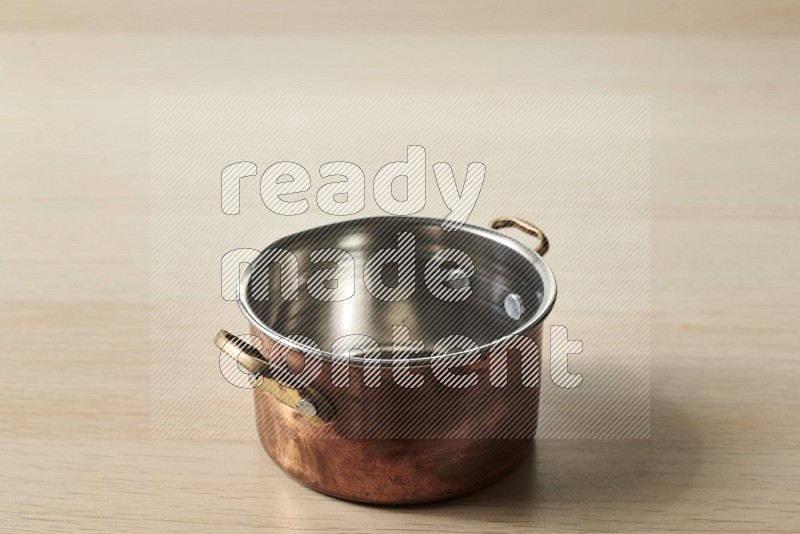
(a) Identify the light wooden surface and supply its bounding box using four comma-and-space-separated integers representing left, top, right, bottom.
1, 2, 799, 532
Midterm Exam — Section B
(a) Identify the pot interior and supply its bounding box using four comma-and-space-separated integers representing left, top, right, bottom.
242, 217, 555, 359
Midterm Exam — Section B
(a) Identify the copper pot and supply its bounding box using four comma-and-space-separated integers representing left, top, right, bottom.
215, 216, 556, 504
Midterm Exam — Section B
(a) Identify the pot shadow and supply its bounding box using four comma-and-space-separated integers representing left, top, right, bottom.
350, 392, 703, 524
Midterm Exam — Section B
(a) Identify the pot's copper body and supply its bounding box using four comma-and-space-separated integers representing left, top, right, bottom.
250, 324, 542, 504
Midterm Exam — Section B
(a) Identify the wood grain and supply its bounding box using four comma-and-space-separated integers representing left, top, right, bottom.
1, 2, 799, 532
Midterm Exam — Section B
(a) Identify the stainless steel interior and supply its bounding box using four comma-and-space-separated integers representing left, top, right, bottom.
240, 217, 556, 363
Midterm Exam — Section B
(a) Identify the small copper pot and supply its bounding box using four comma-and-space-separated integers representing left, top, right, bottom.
215, 216, 556, 504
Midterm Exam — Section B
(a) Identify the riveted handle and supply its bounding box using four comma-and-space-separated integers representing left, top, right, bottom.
214, 330, 335, 424
490, 217, 549, 256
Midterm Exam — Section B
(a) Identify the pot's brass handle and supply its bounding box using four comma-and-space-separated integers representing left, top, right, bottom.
214, 330, 335, 424
490, 217, 549, 256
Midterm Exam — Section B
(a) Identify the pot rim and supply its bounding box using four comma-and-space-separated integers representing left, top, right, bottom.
237, 216, 557, 367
